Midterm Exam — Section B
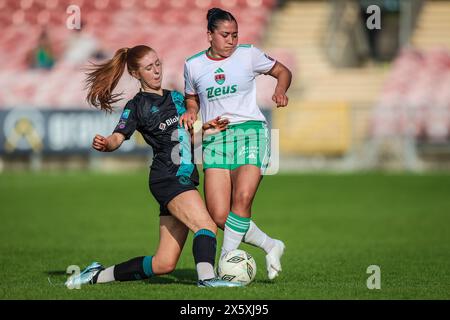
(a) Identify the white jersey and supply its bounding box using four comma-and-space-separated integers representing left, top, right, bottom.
184, 44, 276, 124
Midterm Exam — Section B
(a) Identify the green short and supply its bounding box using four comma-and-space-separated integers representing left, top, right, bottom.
202, 121, 270, 172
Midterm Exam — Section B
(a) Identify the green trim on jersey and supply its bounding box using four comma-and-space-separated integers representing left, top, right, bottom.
188, 45, 251, 62
186, 50, 207, 62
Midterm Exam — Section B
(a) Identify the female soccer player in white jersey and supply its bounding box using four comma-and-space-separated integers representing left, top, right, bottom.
181, 8, 292, 280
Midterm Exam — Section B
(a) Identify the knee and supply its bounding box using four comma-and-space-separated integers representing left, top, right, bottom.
233, 191, 254, 209
158, 262, 176, 275
153, 258, 177, 275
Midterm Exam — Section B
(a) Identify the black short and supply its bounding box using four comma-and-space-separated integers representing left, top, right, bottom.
149, 176, 199, 216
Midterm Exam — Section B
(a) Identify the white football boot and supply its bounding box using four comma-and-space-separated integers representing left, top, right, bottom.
265, 240, 285, 280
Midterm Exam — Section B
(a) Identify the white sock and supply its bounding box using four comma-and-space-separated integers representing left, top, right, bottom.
243, 220, 276, 254
221, 212, 251, 258
196, 262, 216, 281
221, 225, 246, 258
95, 266, 115, 284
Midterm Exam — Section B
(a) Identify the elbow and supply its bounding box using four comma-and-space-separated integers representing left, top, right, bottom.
285, 68, 293, 88
274, 63, 292, 83
285, 67, 292, 82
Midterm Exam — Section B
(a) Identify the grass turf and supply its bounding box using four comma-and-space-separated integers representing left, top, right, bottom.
0, 171, 449, 299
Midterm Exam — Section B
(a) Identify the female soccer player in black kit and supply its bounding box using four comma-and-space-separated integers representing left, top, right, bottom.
65, 45, 239, 288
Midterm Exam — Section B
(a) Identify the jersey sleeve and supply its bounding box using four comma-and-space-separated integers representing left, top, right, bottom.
251, 46, 277, 76
171, 90, 186, 116
113, 100, 138, 140
184, 61, 196, 95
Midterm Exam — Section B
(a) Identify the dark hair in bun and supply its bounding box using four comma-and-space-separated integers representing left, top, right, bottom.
207, 7, 237, 32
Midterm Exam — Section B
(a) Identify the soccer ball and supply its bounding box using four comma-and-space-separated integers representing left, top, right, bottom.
218, 249, 257, 285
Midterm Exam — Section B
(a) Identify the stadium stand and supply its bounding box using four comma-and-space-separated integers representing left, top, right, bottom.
371, 48, 450, 142
365, 0, 450, 169
265, 1, 387, 156
371, 1, 450, 143
1, 0, 449, 171
0, 0, 293, 109
265, 0, 449, 164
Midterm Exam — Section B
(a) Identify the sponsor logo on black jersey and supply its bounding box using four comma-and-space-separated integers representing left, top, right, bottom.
159, 115, 179, 131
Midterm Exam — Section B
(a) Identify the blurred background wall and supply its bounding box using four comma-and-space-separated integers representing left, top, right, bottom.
0, 0, 449, 172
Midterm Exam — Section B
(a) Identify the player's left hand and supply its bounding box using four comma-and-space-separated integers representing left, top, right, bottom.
272, 90, 289, 108
179, 110, 197, 130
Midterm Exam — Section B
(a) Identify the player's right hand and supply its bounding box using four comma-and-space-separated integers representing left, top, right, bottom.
202, 116, 229, 130
202, 116, 229, 136
272, 90, 289, 108
92, 134, 108, 152
179, 110, 197, 131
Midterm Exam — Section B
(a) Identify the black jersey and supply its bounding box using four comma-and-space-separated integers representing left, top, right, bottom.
113, 89, 199, 185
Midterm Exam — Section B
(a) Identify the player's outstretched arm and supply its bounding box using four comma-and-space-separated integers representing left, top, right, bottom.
92, 132, 125, 152
266, 61, 292, 108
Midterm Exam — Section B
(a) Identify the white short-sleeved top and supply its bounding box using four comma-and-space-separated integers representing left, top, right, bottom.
184, 44, 276, 124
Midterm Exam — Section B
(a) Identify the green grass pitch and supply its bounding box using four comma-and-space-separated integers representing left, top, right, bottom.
1, 171, 449, 299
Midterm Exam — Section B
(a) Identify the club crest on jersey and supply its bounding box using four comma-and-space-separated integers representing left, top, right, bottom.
214, 68, 225, 85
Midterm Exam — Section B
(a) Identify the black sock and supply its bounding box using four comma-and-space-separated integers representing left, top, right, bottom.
193, 229, 217, 280
113, 256, 153, 282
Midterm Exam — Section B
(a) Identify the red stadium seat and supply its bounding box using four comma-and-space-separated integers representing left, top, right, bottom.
0, 0, 281, 109
372, 48, 450, 138
193, 0, 213, 9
